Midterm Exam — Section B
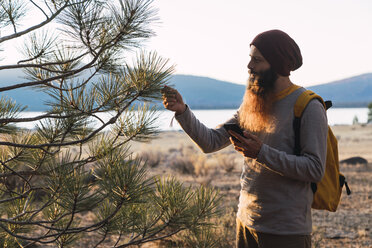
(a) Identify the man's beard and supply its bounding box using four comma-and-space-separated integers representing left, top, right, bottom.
238, 68, 278, 133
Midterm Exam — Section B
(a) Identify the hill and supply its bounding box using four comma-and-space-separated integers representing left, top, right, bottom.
0, 68, 48, 111
308, 73, 372, 107
1, 70, 372, 110
168, 74, 372, 109
0, 68, 97, 111
168, 75, 245, 109
170, 73, 372, 108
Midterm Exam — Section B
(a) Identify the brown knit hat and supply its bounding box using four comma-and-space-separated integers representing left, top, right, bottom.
250, 30, 302, 76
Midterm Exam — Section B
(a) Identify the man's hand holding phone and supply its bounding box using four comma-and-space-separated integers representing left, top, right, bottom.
224, 124, 263, 159
223, 124, 244, 142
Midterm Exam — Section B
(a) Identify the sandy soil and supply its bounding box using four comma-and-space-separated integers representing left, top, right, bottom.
129, 124, 372, 247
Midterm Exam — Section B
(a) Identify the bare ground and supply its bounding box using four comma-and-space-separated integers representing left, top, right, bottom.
129, 124, 372, 247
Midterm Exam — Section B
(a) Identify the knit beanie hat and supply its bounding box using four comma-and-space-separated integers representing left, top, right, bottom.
250, 29, 302, 76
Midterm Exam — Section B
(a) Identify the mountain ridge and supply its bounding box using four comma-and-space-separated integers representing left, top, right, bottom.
1, 70, 371, 110
307, 73, 372, 107
170, 73, 372, 108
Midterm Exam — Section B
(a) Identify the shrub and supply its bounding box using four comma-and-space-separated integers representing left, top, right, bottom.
169, 206, 236, 248
193, 154, 211, 177
171, 157, 195, 175
216, 153, 237, 173
139, 150, 162, 168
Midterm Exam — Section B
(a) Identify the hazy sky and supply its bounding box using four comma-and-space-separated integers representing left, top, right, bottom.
145, 0, 372, 86
2, 0, 372, 87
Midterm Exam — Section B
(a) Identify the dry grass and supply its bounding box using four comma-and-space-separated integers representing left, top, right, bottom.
139, 150, 163, 168
170, 156, 195, 175
154, 145, 222, 179
215, 153, 237, 173
8, 124, 371, 247
311, 162, 372, 248
122, 125, 372, 247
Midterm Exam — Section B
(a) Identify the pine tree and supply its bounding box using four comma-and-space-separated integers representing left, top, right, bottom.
368, 102, 372, 123
0, 1, 221, 247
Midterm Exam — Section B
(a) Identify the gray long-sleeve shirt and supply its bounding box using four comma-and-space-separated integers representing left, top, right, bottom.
175, 86, 328, 235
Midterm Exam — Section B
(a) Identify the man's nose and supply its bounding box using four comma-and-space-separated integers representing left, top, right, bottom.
247, 60, 253, 70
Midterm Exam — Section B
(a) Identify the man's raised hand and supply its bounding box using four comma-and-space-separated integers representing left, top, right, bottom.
161, 86, 186, 115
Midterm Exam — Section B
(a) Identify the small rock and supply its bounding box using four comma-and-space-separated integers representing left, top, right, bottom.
325, 228, 358, 239
340, 156, 368, 165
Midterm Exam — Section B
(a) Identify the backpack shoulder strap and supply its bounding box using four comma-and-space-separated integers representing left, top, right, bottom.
293, 90, 327, 194
294, 90, 326, 118
293, 90, 326, 156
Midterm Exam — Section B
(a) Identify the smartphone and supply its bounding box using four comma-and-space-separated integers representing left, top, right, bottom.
223, 123, 244, 142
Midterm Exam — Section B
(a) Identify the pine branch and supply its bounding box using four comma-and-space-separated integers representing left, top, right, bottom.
0, 1, 221, 247
0, 160, 32, 189
0, 20, 148, 93
0, 189, 33, 204
93, 228, 109, 248
28, 0, 49, 19
0, 88, 146, 149
0, 1, 84, 44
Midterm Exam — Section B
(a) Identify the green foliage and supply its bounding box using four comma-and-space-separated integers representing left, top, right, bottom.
368, 101, 372, 123
181, 227, 224, 248
0, 0, 222, 247
0, 96, 26, 133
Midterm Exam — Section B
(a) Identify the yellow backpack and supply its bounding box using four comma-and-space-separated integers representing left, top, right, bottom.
293, 90, 351, 212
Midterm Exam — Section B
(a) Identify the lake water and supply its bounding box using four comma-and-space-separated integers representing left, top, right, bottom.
16, 108, 369, 131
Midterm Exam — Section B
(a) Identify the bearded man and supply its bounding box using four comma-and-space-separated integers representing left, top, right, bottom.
162, 29, 328, 248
